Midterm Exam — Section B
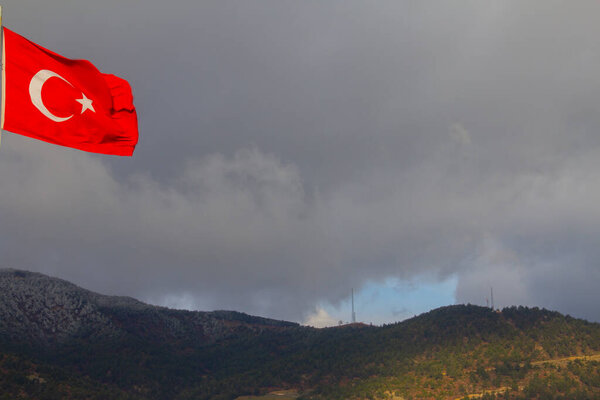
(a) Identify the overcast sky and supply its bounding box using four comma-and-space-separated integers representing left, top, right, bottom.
2, 1, 600, 325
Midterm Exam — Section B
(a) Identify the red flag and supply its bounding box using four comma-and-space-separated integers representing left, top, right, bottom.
1, 27, 138, 156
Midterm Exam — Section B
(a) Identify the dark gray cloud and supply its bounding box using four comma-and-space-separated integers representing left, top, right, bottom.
1, 1, 600, 322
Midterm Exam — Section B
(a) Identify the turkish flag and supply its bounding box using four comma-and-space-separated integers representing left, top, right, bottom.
1, 27, 138, 156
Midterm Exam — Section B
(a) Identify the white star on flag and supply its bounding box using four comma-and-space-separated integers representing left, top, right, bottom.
76, 93, 95, 114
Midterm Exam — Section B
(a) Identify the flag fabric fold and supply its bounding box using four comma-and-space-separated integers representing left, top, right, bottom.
1, 27, 138, 156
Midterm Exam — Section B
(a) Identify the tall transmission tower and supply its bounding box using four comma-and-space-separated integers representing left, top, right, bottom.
351, 288, 356, 323
490, 287, 494, 310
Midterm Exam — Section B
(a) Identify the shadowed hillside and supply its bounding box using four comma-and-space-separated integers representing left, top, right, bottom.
1, 269, 599, 400
0, 269, 296, 345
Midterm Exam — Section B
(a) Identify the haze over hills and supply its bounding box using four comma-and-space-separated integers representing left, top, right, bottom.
0, 269, 600, 400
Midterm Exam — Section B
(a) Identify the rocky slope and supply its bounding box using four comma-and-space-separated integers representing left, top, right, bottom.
0, 268, 296, 346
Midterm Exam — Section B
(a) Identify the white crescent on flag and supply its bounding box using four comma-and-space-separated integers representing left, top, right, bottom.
29, 69, 75, 122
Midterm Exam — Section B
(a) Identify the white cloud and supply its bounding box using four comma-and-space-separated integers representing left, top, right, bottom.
303, 307, 339, 328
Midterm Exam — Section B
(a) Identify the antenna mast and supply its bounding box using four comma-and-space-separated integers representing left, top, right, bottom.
490, 287, 494, 310
351, 288, 356, 323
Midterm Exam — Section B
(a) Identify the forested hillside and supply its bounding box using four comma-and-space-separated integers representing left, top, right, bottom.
1, 269, 599, 399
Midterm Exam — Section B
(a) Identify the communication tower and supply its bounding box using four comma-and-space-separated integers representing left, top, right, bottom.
351, 288, 356, 323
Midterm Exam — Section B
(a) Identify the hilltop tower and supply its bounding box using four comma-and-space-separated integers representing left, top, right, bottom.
352, 288, 356, 323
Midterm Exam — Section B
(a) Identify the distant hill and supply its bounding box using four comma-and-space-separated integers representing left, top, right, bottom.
0, 269, 296, 346
0, 269, 599, 400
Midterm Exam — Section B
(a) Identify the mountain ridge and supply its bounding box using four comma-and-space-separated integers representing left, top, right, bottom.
0, 268, 297, 347
1, 269, 599, 400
